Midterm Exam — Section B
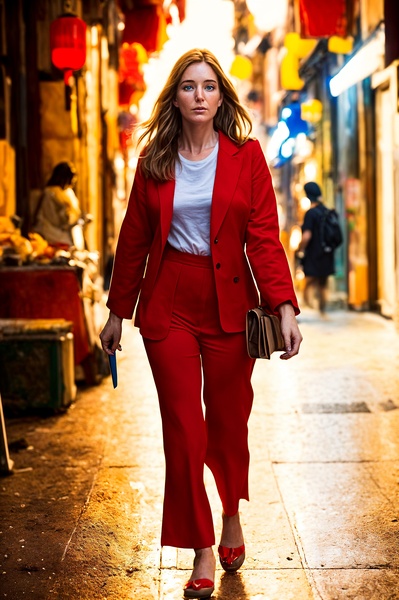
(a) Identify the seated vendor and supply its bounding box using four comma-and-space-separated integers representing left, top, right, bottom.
32, 162, 85, 249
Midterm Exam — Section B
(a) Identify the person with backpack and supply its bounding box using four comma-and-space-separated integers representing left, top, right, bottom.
297, 181, 343, 315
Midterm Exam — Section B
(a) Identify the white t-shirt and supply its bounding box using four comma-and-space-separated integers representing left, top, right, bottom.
167, 142, 218, 256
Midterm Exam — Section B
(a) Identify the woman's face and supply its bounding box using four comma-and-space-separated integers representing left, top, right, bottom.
173, 62, 223, 127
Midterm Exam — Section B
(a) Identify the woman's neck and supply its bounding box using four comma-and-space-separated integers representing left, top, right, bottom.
178, 126, 218, 158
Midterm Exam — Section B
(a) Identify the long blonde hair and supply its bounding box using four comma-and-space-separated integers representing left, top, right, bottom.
137, 48, 252, 181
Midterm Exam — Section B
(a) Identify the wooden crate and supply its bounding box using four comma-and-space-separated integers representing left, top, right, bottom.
0, 319, 76, 415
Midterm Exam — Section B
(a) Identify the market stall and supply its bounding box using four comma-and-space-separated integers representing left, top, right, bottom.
0, 217, 106, 391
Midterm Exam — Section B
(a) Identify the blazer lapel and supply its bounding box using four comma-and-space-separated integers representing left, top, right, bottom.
211, 133, 242, 241
157, 178, 175, 247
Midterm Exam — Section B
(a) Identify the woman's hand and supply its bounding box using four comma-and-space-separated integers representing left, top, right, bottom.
277, 302, 303, 360
100, 311, 123, 355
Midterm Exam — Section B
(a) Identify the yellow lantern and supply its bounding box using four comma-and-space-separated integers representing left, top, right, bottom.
328, 36, 353, 55
284, 32, 316, 56
230, 55, 253, 80
281, 51, 305, 90
280, 33, 317, 91
301, 99, 323, 123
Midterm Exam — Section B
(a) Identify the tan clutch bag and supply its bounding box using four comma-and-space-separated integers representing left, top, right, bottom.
246, 307, 285, 359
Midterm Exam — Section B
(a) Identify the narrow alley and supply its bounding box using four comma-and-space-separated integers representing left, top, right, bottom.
1, 306, 399, 599
2, 1, 399, 598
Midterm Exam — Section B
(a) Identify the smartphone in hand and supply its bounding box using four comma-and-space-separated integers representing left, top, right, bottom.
108, 353, 118, 388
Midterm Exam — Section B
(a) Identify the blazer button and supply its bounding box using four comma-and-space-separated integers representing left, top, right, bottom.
216, 263, 221, 269
233, 276, 240, 283
214, 238, 219, 244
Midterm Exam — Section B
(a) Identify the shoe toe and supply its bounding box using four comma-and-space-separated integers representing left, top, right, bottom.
183, 578, 214, 599
218, 544, 245, 572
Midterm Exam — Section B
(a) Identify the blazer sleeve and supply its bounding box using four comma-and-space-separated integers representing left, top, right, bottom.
106, 165, 154, 319
245, 140, 299, 315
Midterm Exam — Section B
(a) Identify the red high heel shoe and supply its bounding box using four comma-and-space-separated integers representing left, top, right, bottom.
183, 578, 215, 599
218, 544, 246, 572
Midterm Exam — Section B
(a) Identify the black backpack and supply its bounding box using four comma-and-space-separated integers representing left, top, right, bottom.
318, 205, 343, 254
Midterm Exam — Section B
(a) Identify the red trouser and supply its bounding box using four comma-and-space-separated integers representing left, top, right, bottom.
143, 245, 255, 549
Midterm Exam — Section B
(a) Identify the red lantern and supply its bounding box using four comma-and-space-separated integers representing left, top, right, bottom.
50, 15, 87, 84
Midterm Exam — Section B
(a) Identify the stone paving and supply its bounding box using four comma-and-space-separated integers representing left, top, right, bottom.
1, 307, 399, 599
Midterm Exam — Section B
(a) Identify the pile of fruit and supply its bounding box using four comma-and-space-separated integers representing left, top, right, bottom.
0, 217, 63, 265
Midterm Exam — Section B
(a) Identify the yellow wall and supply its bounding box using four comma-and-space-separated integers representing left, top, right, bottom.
39, 82, 75, 182
0, 141, 16, 217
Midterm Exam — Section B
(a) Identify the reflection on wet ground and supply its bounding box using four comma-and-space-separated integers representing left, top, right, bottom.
1, 308, 399, 598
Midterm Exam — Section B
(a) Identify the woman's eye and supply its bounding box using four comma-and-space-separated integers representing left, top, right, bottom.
205, 85, 215, 91
183, 85, 194, 91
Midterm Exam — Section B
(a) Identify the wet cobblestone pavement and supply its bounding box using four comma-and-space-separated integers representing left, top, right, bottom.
1, 308, 399, 599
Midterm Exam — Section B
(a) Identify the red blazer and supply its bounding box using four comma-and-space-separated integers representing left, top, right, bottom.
107, 132, 299, 339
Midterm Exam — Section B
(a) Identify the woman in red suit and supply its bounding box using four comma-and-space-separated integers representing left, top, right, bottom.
100, 48, 302, 599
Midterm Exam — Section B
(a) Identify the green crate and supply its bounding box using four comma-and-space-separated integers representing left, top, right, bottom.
0, 319, 76, 415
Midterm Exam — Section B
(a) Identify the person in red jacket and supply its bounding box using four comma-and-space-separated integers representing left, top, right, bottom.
100, 48, 302, 599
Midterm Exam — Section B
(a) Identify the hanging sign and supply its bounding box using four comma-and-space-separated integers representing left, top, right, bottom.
299, 0, 347, 38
